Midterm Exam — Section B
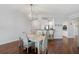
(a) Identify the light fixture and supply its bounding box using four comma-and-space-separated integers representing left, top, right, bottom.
28, 4, 33, 21
49, 21, 53, 25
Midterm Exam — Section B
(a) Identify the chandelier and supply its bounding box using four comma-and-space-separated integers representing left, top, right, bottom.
29, 4, 33, 21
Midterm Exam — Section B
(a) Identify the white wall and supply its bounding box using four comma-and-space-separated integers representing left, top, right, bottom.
54, 16, 67, 39
0, 5, 31, 45
54, 16, 76, 39
31, 15, 69, 39
77, 20, 79, 47
68, 13, 79, 47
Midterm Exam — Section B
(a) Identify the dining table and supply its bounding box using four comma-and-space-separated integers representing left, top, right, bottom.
27, 33, 45, 54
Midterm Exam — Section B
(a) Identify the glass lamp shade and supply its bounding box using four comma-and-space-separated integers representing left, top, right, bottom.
49, 21, 53, 25
45, 25, 49, 30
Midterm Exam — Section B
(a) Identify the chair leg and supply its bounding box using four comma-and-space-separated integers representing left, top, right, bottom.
27, 48, 28, 53
45, 49, 48, 54
35, 47, 37, 53
37, 43, 40, 54
45, 50, 47, 54
43, 48, 48, 54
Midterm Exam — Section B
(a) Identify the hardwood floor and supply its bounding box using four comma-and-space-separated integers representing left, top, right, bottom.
0, 38, 79, 54
48, 39, 63, 54
0, 40, 20, 54
48, 39, 78, 54
23, 39, 79, 54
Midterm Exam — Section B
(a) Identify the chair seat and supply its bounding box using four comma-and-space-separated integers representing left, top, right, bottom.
35, 40, 43, 50
28, 40, 31, 42
23, 41, 34, 48
28, 41, 35, 47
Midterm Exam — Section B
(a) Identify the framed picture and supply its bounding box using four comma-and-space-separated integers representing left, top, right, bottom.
63, 25, 67, 31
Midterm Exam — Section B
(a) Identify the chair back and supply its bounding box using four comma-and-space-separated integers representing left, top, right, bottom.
42, 30, 47, 36
36, 30, 43, 35
49, 30, 54, 35
19, 32, 29, 47
42, 35, 48, 53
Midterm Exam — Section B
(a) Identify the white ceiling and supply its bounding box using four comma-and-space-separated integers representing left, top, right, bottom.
31, 4, 79, 16
0, 4, 79, 17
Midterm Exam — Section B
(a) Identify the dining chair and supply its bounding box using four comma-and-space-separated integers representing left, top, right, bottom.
42, 32, 48, 54
36, 30, 43, 35
34, 30, 44, 53
34, 40, 43, 54
49, 30, 54, 39
42, 30, 47, 36
35, 31, 48, 54
19, 32, 34, 53
18, 38, 24, 53
35, 37, 48, 54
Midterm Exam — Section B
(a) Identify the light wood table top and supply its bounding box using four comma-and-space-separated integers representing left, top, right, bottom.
27, 33, 45, 42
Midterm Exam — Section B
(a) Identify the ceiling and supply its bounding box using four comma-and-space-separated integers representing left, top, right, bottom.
0, 4, 79, 17
26, 4, 79, 16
